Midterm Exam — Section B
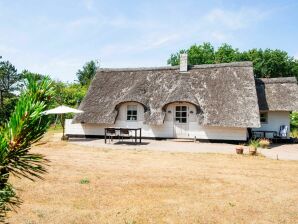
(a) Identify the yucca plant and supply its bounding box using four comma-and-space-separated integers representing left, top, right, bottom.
0, 74, 53, 221
248, 139, 260, 155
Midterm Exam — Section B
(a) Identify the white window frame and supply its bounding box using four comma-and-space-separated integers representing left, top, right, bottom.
127, 105, 138, 121
260, 112, 268, 124
175, 105, 188, 123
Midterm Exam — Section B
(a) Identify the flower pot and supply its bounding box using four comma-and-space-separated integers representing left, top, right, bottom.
249, 146, 257, 155
236, 147, 244, 154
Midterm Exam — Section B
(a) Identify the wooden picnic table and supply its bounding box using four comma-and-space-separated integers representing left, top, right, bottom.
104, 127, 142, 144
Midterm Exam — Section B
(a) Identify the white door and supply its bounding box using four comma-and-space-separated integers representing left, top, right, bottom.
174, 105, 189, 138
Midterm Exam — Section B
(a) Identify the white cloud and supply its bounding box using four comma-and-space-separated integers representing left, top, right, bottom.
68, 17, 100, 28
0, 2, 275, 81
205, 8, 268, 30
0, 45, 19, 55
209, 31, 231, 42
82, 0, 94, 11
100, 33, 180, 57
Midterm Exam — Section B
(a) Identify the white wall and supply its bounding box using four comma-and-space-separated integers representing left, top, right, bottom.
252, 111, 290, 138
65, 102, 248, 140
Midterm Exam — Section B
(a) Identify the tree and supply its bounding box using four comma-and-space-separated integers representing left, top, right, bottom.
0, 74, 53, 221
54, 82, 87, 107
0, 94, 18, 126
167, 43, 298, 79
76, 60, 99, 86
167, 43, 215, 66
0, 61, 21, 108
245, 49, 298, 78
215, 44, 241, 63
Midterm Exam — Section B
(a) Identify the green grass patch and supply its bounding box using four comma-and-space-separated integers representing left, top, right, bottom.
80, 178, 90, 184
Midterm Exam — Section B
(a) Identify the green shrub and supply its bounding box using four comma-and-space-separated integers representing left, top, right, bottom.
80, 178, 90, 184
290, 129, 298, 138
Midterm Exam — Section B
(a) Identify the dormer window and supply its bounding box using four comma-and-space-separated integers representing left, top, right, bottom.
127, 105, 137, 121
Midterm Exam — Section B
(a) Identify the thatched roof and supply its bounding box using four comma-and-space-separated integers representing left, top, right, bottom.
256, 77, 298, 111
74, 61, 261, 128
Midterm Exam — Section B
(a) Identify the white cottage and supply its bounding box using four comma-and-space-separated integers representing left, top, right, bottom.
66, 55, 298, 141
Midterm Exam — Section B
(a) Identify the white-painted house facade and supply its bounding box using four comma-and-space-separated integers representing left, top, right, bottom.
66, 102, 248, 140
66, 55, 298, 141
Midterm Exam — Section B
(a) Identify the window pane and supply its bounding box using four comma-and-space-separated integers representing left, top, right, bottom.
182, 112, 187, 117
260, 112, 267, 123
176, 112, 181, 117
181, 118, 186, 123
181, 106, 187, 111
127, 105, 138, 121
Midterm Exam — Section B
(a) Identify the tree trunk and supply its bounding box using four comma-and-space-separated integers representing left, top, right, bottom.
0, 90, 3, 108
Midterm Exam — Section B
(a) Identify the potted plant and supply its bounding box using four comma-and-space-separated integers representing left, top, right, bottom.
259, 138, 270, 149
235, 144, 244, 154
249, 139, 260, 155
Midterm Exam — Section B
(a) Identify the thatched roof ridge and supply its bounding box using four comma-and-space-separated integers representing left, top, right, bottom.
256, 77, 298, 111
74, 61, 260, 128
98, 61, 253, 72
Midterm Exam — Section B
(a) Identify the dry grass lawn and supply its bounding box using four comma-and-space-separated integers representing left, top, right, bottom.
7, 133, 298, 224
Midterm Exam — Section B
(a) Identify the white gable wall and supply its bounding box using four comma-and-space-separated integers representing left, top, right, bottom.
66, 102, 248, 140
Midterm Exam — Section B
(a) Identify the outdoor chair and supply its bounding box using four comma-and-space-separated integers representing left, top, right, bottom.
119, 128, 133, 142
106, 128, 117, 142
279, 125, 288, 138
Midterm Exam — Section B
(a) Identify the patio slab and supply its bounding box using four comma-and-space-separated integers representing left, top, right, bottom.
68, 137, 298, 161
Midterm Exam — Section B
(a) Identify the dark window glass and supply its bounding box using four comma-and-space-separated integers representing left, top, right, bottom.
260, 112, 268, 123
127, 105, 138, 121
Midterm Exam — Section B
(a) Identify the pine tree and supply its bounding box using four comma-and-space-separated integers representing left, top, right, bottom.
0, 74, 53, 221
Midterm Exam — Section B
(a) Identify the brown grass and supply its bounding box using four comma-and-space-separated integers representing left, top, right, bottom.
7, 133, 298, 224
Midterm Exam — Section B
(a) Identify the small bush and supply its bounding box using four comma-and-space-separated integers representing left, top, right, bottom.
80, 178, 90, 184
290, 129, 298, 138
259, 138, 270, 149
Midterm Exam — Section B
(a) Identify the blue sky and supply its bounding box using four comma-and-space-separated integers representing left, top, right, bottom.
1, 0, 298, 82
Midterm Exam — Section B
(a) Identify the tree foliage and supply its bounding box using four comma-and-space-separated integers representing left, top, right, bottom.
0, 61, 21, 108
290, 112, 298, 129
53, 81, 87, 107
168, 42, 298, 78
76, 60, 99, 86
0, 74, 53, 221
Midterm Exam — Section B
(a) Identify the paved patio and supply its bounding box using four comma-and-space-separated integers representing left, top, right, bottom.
68, 137, 298, 161
259, 144, 298, 161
